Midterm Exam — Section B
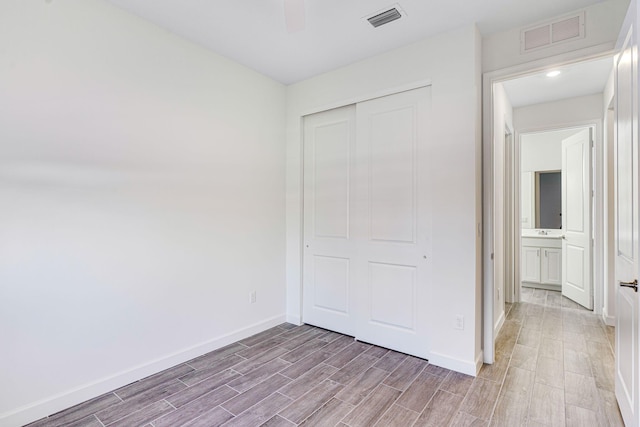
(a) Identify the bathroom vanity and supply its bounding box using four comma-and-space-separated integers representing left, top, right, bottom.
521, 230, 562, 291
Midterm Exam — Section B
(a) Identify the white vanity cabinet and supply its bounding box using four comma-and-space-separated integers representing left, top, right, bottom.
521, 236, 562, 289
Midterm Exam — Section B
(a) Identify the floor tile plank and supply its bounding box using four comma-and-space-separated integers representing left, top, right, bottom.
279, 363, 338, 400
528, 382, 565, 426
460, 378, 501, 421
108, 400, 174, 427
383, 356, 427, 391
439, 371, 475, 397
221, 374, 291, 416
412, 390, 463, 427
394, 371, 442, 412
278, 379, 343, 424
169, 370, 239, 407
179, 355, 244, 386
181, 406, 234, 427
334, 366, 389, 406
341, 384, 401, 427
223, 392, 293, 427
114, 364, 193, 400
96, 380, 185, 425
372, 404, 419, 427
297, 398, 353, 427
154, 385, 238, 427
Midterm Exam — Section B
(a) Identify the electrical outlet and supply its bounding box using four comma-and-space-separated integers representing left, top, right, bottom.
249, 291, 256, 304
455, 315, 464, 330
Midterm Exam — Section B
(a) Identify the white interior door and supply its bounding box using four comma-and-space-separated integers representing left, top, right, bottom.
302, 105, 357, 336
561, 128, 593, 309
614, 1, 640, 424
354, 87, 432, 358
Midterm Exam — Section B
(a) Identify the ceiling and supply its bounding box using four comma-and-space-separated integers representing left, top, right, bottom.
105, 0, 607, 84
501, 56, 613, 108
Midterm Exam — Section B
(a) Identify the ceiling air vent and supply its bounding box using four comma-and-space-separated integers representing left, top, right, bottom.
521, 12, 585, 53
367, 7, 402, 28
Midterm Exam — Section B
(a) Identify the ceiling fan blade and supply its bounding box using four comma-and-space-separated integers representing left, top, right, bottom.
284, 0, 305, 33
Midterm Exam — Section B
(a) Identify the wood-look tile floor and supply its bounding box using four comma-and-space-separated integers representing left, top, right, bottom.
28, 289, 624, 427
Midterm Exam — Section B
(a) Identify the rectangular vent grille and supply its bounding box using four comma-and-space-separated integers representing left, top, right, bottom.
524, 26, 551, 51
521, 12, 585, 53
368, 8, 402, 27
552, 16, 581, 42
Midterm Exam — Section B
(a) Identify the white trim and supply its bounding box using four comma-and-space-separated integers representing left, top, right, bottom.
494, 310, 506, 337
475, 351, 484, 376
1, 315, 286, 427
299, 79, 432, 117
483, 45, 614, 365
602, 308, 616, 326
428, 351, 479, 377
286, 314, 302, 326
522, 282, 562, 292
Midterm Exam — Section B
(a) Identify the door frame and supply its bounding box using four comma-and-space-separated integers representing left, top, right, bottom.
482, 46, 613, 364
517, 124, 598, 307
504, 125, 515, 304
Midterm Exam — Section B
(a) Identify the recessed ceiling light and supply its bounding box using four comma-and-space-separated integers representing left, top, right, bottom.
546, 70, 561, 78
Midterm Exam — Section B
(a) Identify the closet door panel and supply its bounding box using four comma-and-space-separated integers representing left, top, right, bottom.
355, 87, 432, 358
302, 105, 357, 335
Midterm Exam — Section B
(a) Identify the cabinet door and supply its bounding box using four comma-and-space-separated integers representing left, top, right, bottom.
521, 246, 541, 283
541, 247, 562, 285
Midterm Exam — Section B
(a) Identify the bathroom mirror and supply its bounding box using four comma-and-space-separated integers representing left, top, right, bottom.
536, 171, 561, 229
521, 170, 562, 230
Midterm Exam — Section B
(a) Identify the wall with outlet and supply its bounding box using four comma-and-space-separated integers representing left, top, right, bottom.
0, 1, 286, 425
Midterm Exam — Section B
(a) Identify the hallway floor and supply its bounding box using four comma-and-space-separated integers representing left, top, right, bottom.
28, 289, 623, 427
489, 288, 623, 426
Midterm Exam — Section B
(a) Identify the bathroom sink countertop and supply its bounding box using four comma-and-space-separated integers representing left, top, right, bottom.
522, 230, 563, 239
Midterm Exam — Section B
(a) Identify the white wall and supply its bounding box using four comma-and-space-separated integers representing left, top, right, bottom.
521, 129, 581, 172
492, 83, 514, 333
483, 0, 628, 73
514, 93, 604, 131
0, 1, 286, 426
286, 26, 483, 375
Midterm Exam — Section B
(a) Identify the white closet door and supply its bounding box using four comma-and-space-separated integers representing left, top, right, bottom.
354, 87, 432, 358
302, 105, 357, 336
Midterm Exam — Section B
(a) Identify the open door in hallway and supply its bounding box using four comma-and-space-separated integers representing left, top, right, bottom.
614, 0, 640, 424
561, 128, 593, 309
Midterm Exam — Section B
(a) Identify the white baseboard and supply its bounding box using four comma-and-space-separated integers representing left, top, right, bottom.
602, 308, 615, 326
286, 314, 302, 326
428, 351, 478, 377
475, 351, 484, 375
0, 314, 286, 427
494, 311, 506, 337
522, 282, 561, 292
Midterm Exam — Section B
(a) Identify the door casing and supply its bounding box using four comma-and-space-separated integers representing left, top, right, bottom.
482, 48, 612, 364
